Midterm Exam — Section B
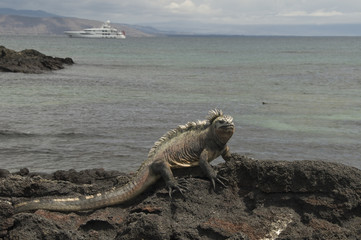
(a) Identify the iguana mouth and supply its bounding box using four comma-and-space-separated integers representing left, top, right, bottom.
220, 124, 234, 130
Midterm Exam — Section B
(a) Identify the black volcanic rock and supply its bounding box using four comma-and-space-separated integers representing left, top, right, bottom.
0, 154, 360, 239
0, 46, 74, 73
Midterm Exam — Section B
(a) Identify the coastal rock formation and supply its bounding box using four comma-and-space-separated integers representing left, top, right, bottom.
0, 154, 360, 239
0, 46, 73, 73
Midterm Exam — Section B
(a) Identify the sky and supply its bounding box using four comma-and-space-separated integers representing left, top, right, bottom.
2, 0, 361, 34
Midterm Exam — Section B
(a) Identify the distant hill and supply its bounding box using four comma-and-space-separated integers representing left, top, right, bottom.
0, 8, 59, 18
0, 8, 157, 37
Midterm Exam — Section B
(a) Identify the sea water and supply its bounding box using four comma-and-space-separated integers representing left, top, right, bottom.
0, 35, 360, 172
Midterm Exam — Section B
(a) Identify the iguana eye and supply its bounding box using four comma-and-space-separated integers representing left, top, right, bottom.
218, 120, 225, 124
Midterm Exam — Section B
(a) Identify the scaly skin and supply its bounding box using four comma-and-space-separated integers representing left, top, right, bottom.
14, 109, 235, 212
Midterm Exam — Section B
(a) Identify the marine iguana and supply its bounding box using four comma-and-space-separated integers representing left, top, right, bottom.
15, 109, 235, 212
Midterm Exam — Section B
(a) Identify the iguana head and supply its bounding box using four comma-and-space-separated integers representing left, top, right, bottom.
208, 109, 235, 144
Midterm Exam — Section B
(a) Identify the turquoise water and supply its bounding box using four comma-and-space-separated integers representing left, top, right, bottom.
0, 35, 360, 172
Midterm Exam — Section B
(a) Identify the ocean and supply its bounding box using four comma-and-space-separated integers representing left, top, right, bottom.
0, 35, 360, 172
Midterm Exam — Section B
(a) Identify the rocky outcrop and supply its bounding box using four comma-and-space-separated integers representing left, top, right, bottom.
0, 154, 360, 239
0, 46, 73, 73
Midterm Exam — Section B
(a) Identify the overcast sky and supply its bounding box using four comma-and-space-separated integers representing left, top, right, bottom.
2, 0, 361, 33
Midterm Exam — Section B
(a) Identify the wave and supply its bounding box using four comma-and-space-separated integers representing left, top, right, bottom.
0, 130, 36, 138
53, 132, 88, 138
0, 130, 105, 139
52, 132, 110, 139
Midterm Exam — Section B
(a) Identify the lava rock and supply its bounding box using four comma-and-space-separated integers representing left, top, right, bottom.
0, 46, 74, 73
0, 154, 360, 239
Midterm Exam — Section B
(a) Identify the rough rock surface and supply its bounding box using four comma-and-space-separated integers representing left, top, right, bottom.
0, 154, 360, 239
0, 46, 74, 73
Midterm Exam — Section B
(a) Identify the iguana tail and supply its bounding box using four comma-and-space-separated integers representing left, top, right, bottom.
14, 167, 158, 212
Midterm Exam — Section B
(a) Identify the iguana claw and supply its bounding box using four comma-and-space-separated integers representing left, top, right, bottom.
167, 178, 188, 198
211, 175, 228, 190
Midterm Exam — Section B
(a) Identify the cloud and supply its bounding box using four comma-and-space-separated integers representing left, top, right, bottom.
164, 0, 218, 15
166, 0, 195, 11
309, 10, 343, 17
279, 10, 343, 17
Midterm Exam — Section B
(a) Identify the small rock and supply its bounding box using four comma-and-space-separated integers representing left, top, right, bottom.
0, 169, 10, 178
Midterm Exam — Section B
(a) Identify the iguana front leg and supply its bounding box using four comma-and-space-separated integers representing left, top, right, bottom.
221, 146, 232, 161
199, 149, 227, 189
150, 159, 186, 197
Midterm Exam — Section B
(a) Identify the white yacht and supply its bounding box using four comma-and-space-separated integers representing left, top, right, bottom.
64, 21, 126, 39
